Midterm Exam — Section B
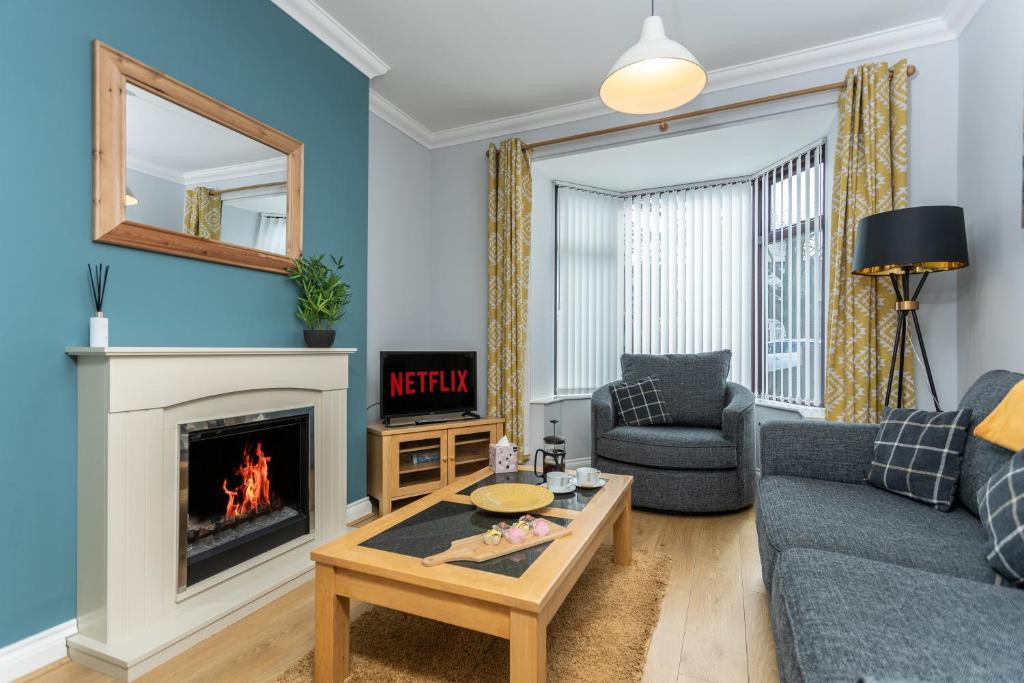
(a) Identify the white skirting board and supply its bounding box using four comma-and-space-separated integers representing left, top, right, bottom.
0, 619, 77, 682
2, 497, 372, 682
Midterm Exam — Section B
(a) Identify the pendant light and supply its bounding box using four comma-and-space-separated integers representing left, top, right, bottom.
600, 0, 707, 115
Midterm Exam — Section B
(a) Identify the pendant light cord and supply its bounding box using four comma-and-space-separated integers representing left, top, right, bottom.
651, 0, 655, 16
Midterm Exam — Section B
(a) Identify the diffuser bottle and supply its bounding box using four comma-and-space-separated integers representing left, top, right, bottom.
88, 264, 110, 348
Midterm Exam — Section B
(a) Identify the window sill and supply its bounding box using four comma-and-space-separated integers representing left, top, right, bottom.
530, 394, 592, 405
755, 398, 825, 420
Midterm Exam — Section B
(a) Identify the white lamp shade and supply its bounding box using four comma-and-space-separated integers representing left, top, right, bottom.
600, 16, 707, 115
124, 186, 139, 206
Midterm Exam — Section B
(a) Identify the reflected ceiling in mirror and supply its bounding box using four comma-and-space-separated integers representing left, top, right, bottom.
125, 84, 289, 255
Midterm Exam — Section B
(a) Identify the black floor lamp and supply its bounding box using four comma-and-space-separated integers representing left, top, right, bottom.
852, 206, 969, 411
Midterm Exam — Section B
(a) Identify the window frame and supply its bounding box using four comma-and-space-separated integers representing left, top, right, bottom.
753, 142, 827, 407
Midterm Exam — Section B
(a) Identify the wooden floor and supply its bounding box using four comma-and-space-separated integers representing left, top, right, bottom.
23, 507, 778, 683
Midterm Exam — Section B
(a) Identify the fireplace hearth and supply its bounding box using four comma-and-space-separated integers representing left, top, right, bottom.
179, 406, 314, 589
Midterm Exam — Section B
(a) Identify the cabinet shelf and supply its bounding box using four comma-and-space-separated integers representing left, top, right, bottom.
367, 417, 505, 516
453, 436, 490, 446
399, 460, 441, 474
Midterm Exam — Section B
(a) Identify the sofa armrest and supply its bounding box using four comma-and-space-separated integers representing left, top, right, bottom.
591, 381, 618, 465
723, 383, 756, 501
760, 420, 877, 484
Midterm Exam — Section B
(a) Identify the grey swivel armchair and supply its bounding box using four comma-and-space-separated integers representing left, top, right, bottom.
591, 351, 756, 513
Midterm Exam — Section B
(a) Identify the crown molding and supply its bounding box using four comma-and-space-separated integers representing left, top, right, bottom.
369, 90, 433, 149
271, 0, 389, 78
127, 156, 185, 184
182, 157, 288, 186
943, 0, 986, 35
364, 9, 971, 150
702, 16, 955, 94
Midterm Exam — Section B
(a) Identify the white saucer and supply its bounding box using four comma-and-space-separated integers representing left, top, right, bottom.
541, 482, 576, 494
572, 477, 607, 490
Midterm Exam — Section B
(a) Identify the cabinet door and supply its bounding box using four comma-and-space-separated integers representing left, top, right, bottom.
389, 430, 447, 499
445, 425, 495, 482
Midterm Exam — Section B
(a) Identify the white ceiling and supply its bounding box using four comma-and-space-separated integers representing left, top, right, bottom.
126, 84, 284, 182
533, 107, 837, 192
315, 0, 953, 134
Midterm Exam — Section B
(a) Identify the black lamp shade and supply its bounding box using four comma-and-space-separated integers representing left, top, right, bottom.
853, 205, 969, 276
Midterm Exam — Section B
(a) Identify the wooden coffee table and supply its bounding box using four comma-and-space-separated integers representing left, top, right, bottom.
311, 466, 633, 682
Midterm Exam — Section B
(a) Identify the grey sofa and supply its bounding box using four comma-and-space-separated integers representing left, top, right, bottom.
591, 351, 755, 513
757, 370, 1024, 683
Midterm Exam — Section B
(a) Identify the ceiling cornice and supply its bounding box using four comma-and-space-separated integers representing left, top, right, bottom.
182, 158, 288, 186
368, 91, 433, 149
279, 0, 984, 149
943, 0, 986, 35
402, 14, 960, 150
271, 0, 389, 78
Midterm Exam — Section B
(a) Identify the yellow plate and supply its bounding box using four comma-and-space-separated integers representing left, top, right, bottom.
469, 483, 554, 514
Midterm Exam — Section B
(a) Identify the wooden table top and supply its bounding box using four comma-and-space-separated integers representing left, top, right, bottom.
311, 466, 633, 614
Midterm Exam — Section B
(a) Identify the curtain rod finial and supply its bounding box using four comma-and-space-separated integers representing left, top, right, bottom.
907, 64, 917, 77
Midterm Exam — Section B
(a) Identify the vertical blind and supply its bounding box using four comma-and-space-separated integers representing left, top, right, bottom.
556, 186, 623, 394
555, 181, 753, 394
754, 143, 826, 407
554, 142, 824, 401
621, 183, 753, 387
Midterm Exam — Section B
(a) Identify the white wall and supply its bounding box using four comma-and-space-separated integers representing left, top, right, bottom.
956, 0, 1024, 388
125, 168, 185, 229
371, 37, 970, 449
424, 40, 962, 449
367, 114, 435, 418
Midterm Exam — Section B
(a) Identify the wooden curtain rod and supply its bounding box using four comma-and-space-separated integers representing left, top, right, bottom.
512, 64, 917, 153
208, 181, 286, 196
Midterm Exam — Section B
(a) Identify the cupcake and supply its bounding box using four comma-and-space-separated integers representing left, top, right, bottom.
532, 519, 551, 537
503, 527, 526, 544
483, 527, 502, 546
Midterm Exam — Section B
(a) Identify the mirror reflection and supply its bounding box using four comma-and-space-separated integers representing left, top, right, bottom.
125, 83, 289, 254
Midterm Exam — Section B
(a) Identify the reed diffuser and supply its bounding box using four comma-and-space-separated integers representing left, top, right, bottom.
88, 264, 110, 347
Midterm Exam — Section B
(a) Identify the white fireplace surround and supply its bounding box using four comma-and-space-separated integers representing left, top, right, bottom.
64, 347, 354, 681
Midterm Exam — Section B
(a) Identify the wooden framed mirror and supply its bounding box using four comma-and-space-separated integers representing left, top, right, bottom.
93, 41, 303, 273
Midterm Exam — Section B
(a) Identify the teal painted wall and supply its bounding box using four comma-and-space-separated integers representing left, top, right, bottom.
0, 1, 368, 647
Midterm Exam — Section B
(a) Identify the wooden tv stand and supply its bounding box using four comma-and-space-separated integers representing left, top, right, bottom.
366, 417, 505, 515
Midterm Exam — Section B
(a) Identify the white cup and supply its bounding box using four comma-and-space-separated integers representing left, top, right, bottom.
547, 471, 571, 491
575, 467, 601, 487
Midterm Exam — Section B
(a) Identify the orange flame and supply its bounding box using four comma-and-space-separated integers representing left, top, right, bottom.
222, 442, 272, 519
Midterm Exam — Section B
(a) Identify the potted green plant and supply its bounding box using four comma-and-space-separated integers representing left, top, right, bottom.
287, 254, 351, 348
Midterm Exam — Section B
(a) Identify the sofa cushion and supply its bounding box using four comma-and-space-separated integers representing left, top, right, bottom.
771, 548, 1024, 683
974, 378, 1024, 452
610, 376, 671, 426
867, 407, 971, 511
596, 425, 736, 470
757, 475, 994, 586
958, 370, 1024, 516
978, 449, 1024, 586
620, 351, 730, 427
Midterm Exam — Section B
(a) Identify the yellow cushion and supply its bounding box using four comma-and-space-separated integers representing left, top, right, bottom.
974, 379, 1024, 452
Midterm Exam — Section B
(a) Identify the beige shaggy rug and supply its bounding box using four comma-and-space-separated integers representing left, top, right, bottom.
278, 546, 671, 682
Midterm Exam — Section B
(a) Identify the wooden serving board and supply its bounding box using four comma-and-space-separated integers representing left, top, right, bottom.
422, 525, 572, 567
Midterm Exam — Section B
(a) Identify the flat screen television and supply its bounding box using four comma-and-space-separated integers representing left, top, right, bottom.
380, 351, 478, 420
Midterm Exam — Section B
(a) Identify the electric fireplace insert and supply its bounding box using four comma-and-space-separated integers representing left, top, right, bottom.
178, 406, 313, 591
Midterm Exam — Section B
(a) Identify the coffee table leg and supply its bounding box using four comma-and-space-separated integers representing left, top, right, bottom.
509, 609, 546, 682
613, 487, 632, 566
315, 564, 350, 682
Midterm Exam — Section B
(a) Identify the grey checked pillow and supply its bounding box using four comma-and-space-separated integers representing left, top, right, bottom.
977, 449, 1024, 586
867, 407, 972, 511
611, 376, 671, 427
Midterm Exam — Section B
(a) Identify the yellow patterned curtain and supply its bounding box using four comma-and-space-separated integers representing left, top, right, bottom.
183, 186, 222, 240
487, 138, 532, 449
825, 59, 914, 422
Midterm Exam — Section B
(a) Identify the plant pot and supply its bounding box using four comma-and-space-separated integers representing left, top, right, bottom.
303, 329, 336, 348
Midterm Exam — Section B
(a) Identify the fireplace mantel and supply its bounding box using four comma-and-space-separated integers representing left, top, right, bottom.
66, 346, 353, 680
